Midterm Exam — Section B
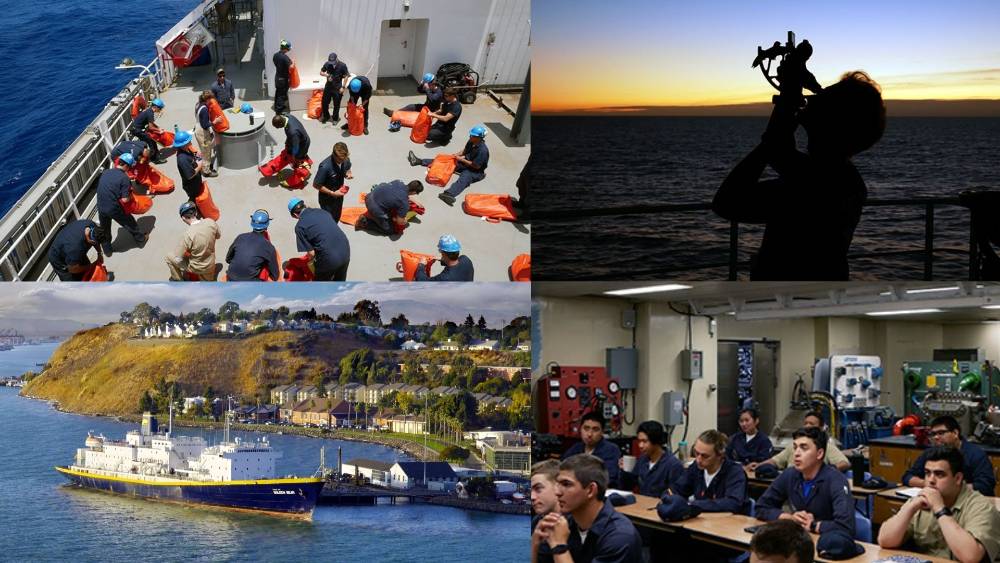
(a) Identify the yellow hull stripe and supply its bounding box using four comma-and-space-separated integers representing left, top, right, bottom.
55, 466, 323, 487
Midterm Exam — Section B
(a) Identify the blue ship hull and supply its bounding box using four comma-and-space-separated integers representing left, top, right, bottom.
56, 466, 323, 518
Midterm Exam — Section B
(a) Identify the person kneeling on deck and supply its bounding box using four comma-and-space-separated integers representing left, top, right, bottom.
289, 197, 351, 281
755, 427, 854, 537
340, 76, 373, 135
48, 220, 105, 281
532, 459, 561, 533
409, 125, 489, 206
728, 408, 774, 465
195, 91, 221, 177
425, 88, 462, 145
130, 97, 167, 164
211, 68, 235, 109
261, 114, 312, 189
416, 235, 474, 281
900, 415, 996, 497
166, 202, 221, 281
878, 446, 1000, 563
314, 142, 353, 222
619, 421, 682, 498
225, 210, 279, 281
174, 130, 208, 203
110, 139, 148, 165
319, 53, 349, 124
749, 521, 815, 563
386, 73, 444, 117
750, 411, 850, 473
96, 153, 146, 257
562, 411, 621, 489
533, 454, 643, 563
359, 180, 424, 236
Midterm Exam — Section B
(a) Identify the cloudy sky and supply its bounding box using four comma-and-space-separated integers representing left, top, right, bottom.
534, 0, 1000, 112
0, 283, 530, 328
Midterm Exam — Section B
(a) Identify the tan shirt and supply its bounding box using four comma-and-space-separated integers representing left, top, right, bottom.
771, 439, 848, 469
904, 485, 1000, 561
174, 219, 220, 272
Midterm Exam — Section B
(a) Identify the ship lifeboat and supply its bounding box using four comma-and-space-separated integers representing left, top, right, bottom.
85, 433, 104, 450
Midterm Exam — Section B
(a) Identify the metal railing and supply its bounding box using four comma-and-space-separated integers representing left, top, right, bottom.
0, 56, 174, 281
533, 197, 977, 281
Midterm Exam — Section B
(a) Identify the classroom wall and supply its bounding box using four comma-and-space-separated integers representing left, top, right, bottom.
941, 323, 1000, 362
871, 321, 943, 415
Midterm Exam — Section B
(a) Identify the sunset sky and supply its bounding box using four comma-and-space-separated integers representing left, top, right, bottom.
533, 0, 1000, 113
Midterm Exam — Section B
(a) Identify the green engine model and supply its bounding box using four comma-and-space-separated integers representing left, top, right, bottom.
902, 360, 999, 430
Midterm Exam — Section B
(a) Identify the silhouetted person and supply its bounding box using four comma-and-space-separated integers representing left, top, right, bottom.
713, 71, 886, 280
959, 190, 1000, 280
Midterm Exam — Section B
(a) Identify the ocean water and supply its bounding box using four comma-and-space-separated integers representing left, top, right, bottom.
0, 346, 527, 562
0, 0, 201, 218
0, 341, 63, 377
532, 116, 1000, 280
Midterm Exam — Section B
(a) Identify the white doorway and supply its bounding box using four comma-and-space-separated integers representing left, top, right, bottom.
378, 19, 421, 78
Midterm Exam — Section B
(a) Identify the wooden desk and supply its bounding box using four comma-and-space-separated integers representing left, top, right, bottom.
874, 486, 1000, 524
616, 498, 956, 563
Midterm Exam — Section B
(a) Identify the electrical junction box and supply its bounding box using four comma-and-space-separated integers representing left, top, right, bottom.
681, 349, 703, 380
606, 347, 638, 390
663, 391, 685, 426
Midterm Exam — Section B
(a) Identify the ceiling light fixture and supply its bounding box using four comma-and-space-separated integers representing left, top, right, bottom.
865, 309, 943, 317
603, 284, 692, 296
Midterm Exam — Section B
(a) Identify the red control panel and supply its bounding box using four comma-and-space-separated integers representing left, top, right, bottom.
535, 365, 622, 438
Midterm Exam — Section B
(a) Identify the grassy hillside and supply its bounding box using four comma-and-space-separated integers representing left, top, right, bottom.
22, 325, 378, 415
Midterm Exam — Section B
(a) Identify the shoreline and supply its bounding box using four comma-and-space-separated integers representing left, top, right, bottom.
19, 390, 432, 461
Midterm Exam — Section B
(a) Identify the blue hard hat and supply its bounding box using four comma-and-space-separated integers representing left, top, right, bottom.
179, 201, 198, 216
172, 130, 193, 148
287, 197, 304, 214
118, 152, 135, 166
349, 78, 362, 93
438, 234, 461, 253
470, 125, 487, 138
151, 98, 165, 109
328, 52, 338, 62
280, 40, 291, 50
240, 102, 253, 114
250, 210, 271, 231
423, 73, 435, 83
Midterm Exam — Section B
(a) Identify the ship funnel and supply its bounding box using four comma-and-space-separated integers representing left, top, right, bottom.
141, 412, 158, 436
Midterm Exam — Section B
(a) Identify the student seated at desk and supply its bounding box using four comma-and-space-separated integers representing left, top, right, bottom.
900, 415, 996, 497
878, 446, 1000, 563
728, 408, 774, 465
563, 411, 622, 489
750, 411, 850, 472
533, 460, 561, 532
619, 420, 683, 498
669, 429, 749, 514
755, 427, 854, 536
749, 521, 815, 563
533, 454, 643, 563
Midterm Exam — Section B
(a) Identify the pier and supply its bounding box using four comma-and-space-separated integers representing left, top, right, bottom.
318, 482, 449, 506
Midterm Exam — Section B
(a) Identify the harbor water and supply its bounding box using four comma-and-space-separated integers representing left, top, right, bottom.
0, 344, 526, 562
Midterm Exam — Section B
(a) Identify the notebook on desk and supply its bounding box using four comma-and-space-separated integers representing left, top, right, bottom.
894, 487, 922, 498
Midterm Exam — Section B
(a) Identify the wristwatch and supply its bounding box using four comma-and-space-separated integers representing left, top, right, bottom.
551, 544, 570, 554
933, 507, 953, 519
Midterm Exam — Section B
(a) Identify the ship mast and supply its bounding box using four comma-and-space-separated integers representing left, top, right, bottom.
168, 401, 174, 437
224, 395, 232, 444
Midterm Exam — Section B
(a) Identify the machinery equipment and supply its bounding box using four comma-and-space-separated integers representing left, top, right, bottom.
813, 355, 894, 449
534, 364, 623, 439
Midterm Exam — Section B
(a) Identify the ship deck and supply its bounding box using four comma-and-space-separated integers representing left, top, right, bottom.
100, 32, 529, 281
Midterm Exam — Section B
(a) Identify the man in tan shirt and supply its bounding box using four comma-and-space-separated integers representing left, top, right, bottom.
166, 202, 221, 280
750, 411, 850, 472
878, 446, 1000, 563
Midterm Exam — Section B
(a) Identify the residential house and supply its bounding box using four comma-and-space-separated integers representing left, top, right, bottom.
400, 384, 429, 398
341, 458, 393, 486
182, 397, 206, 414
468, 340, 499, 351
252, 404, 279, 423
365, 383, 387, 405
388, 461, 458, 489
341, 382, 366, 402
270, 384, 300, 406
430, 386, 460, 397
289, 398, 337, 427
435, 338, 461, 351
400, 339, 427, 351
296, 385, 319, 402
372, 408, 399, 430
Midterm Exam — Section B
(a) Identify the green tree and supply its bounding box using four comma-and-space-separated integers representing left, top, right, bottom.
439, 445, 470, 462
339, 348, 375, 384
353, 299, 382, 326
139, 390, 154, 413
390, 314, 409, 330
383, 333, 398, 348
397, 392, 415, 413
463, 314, 475, 330
401, 357, 423, 384
202, 385, 215, 401
476, 315, 488, 333
218, 301, 240, 321
429, 323, 450, 344
379, 390, 399, 409
473, 377, 506, 396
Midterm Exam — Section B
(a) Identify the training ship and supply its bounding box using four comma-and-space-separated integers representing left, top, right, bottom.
56, 410, 324, 518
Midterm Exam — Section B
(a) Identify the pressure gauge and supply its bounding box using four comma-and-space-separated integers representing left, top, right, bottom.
565, 386, 577, 400
610, 404, 620, 416
608, 380, 620, 394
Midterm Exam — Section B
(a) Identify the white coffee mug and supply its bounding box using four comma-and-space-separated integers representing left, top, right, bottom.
622, 455, 637, 472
